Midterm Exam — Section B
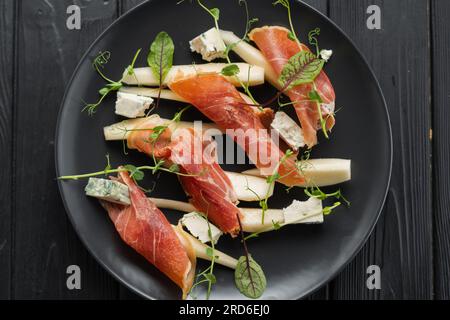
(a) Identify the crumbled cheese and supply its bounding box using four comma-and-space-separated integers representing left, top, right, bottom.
189, 28, 226, 62
115, 92, 154, 118
270, 111, 305, 150
319, 49, 333, 62
85, 178, 131, 205
283, 197, 323, 224
180, 212, 223, 244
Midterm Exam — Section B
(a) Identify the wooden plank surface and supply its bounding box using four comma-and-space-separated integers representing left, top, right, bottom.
0, 0, 15, 300
13, 0, 119, 299
329, 0, 433, 299
1, 0, 442, 300
431, 0, 450, 300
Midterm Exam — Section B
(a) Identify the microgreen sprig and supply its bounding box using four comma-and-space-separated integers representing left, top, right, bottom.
189, 213, 218, 300
83, 49, 141, 115
308, 27, 321, 57
273, 0, 298, 41
58, 164, 194, 181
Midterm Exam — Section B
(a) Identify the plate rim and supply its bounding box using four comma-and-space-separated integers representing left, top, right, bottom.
55, 0, 393, 300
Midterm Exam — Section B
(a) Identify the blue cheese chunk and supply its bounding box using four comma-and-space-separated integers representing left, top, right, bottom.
270, 111, 305, 151
283, 197, 323, 224
115, 92, 154, 118
85, 178, 130, 205
189, 28, 226, 62
180, 212, 223, 244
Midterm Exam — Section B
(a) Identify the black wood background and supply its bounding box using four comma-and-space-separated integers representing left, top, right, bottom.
0, 0, 448, 300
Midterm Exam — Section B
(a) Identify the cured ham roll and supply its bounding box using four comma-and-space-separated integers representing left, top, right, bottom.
126, 118, 242, 236
170, 128, 242, 236
169, 74, 306, 187
100, 170, 196, 299
248, 26, 336, 148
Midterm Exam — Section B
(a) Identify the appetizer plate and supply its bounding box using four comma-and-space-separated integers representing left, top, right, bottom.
56, 0, 392, 300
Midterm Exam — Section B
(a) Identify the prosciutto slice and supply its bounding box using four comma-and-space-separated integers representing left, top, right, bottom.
249, 26, 336, 147
100, 170, 196, 299
127, 119, 241, 236
169, 73, 306, 187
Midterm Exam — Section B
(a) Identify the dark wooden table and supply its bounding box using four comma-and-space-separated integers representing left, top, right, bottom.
0, 0, 448, 300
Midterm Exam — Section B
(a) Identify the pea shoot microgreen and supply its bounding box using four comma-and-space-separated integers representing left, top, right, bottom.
83, 49, 142, 115
58, 164, 195, 181
308, 27, 321, 57
189, 213, 218, 300
273, 0, 298, 42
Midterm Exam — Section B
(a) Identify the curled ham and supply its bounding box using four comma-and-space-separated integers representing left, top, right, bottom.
127, 118, 241, 236
249, 26, 336, 148
100, 169, 196, 299
169, 73, 306, 187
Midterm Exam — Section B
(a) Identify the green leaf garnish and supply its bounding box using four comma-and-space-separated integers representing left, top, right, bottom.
124, 165, 145, 181
279, 51, 325, 90
210, 8, 220, 20
147, 31, 174, 85
308, 89, 323, 103
83, 49, 140, 115
235, 255, 267, 299
169, 164, 180, 173
287, 31, 296, 41
189, 214, 218, 300
221, 64, 240, 77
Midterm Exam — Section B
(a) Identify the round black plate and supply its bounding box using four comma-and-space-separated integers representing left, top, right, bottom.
56, 0, 392, 300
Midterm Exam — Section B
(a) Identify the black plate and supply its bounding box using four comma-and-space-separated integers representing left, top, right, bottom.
56, 0, 392, 300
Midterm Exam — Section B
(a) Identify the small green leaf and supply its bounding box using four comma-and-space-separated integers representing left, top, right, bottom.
149, 125, 168, 141
106, 82, 123, 91
152, 160, 165, 174
287, 31, 296, 41
279, 51, 325, 90
272, 220, 282, 230
235, 255, 266, 299
206, 247, 214, 258
266, 173, 280, 184
99, 87, 109, 96
210, 8, 220, 20
147, 32, 175, 85
204, 273, 216, 284
169, 164, 180, 173
221, 64, 240, 77
124, 165, 145, 181
309, 89, 323, 103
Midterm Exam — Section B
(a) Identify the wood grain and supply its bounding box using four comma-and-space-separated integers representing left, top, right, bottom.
13, 0, 119, 299
431, 0, 450, 300
302, 0, 328, 15
329, 0, 433, 299
0, 0, 15, 300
